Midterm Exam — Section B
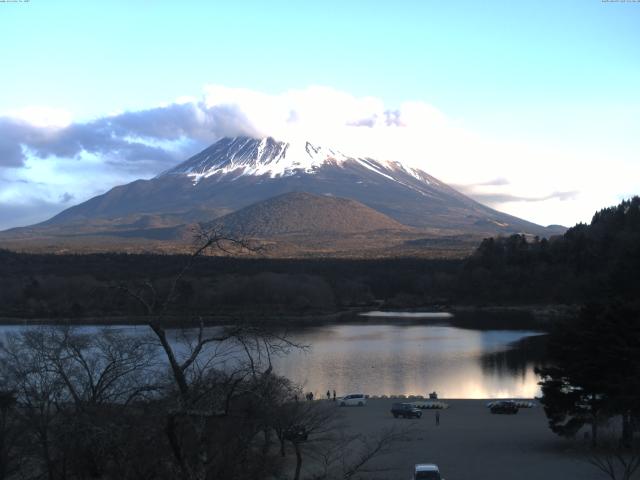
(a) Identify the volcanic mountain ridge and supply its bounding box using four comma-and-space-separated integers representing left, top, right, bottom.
0, 136, 565, 256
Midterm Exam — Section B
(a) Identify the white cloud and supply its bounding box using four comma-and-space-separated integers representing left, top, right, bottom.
1, 84, 638, 229
5, 106, 73, 128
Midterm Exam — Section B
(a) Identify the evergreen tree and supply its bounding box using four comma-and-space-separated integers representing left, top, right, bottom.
537, 302, 640, 446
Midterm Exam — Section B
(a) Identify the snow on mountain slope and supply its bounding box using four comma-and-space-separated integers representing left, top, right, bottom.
161, 136, 432, 187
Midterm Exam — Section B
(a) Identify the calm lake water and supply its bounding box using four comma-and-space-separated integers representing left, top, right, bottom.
0, 321, 546, 399
272, 323, 545, 399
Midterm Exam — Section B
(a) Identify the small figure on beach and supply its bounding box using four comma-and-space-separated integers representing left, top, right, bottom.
294, 394, 298, 403
333, 390, 336, 401
435, 410, 440, 426
326, 390, 331, 400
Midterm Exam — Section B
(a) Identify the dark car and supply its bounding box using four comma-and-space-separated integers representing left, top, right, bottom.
391, 402, 422, 419
283, 425, 308, 442
490, 400, 519, 414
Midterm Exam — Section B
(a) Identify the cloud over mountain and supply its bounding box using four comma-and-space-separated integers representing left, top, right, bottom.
0, 86, 452, 171
1, 84, 636, 231
468, 190, 579, 204
0, 104, 210, 169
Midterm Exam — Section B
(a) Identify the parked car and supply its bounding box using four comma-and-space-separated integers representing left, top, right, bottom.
338, 393, 366, 406
490, 400, 519, 414
413, 463, 444, 480
391, 402, 422, 419
283, 425, 308, 442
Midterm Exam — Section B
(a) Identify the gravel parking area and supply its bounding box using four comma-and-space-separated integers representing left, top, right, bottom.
309, 398, 601, 480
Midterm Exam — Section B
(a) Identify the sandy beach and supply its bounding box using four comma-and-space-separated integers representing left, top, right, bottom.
298, 399, 601, 480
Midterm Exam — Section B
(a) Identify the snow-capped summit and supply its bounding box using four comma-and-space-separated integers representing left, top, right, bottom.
161, 136, 430, 186
161, 137, 348, 182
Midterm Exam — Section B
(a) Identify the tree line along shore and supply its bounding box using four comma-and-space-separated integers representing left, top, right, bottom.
1, 198, 638, 324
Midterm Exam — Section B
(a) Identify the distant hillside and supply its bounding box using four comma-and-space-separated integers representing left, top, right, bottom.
215, 192, 408, 236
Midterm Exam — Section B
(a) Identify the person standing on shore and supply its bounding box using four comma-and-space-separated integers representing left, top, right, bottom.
326, 390, 331, 400
333, 390, 336, 401
435, 410, 440, 426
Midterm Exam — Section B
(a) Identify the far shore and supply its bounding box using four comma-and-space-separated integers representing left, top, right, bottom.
0, 303, 576, 330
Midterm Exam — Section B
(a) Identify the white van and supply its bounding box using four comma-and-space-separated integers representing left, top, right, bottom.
338, 393, 367, 406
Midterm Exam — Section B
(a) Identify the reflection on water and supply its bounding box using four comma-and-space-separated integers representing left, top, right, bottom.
271, 324, 545, 399
481, 334, 548, 379
0, 323, 546, 399
359, 311, 454, 319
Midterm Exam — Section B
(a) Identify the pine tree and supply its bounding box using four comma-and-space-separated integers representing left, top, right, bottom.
537, 302, 640, 446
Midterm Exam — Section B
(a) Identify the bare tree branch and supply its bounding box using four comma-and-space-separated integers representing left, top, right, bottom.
584, 426, 640, 480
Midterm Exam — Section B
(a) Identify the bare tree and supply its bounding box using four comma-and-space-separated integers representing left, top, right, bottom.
0, 390, 21, 480
36, 326, 158, 407
306, 425, 413, 480
1, 329, 68, 480
583, 426, 640, 480
118, 225, 307, 480
277, 401, 339, 480
0, 326, 161, 480
269, 396, 412, 480
118, 225, 263, 401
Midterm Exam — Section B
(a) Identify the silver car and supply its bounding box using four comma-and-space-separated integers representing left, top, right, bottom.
413, 463, 444, 480
338, 393, 367, 406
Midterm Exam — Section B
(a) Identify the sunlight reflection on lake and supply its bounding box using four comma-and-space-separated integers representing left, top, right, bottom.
0, 322, 545, 399
271, 324, 545, 399
359, 311, 454, 319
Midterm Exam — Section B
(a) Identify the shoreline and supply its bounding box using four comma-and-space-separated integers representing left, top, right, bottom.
0, 303, 575, 330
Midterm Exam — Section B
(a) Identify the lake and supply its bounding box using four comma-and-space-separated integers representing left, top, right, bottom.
0, 320, 546, 399
271, 323, 545, 399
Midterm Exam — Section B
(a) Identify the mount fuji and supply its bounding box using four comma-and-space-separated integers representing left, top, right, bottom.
0, 136, 563, 255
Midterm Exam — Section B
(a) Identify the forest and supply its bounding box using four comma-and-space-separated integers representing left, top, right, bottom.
1, 197, 639, 321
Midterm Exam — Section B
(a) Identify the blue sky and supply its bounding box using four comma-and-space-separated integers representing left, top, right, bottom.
0, 0, 639, 229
